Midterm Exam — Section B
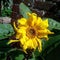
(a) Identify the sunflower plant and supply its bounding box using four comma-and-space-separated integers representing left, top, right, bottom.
0, 2, 60, 60
7, 3, 54, 60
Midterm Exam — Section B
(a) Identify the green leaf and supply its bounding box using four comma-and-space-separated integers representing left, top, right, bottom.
15, 54, 24, 60
1, 7, 12, 17
0, 52, 6, 60
19, 3, 32, 19
0, 23, 15, 40
29, 58, 35, 60
48, 18, 60, 30
41, 34, 60, 57
34, 49, 40, 57
8, 50, 24, 60
40, 18, 60, 59
29, 53, 35, 60
0, 38, 13, 60
43, 35, 60, 50
41, 34, 60, 60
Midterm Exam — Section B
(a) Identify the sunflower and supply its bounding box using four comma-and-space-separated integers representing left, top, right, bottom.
8, 13, 54, 53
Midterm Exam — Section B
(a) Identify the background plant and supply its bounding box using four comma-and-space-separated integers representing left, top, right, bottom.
1, 0, 13, 16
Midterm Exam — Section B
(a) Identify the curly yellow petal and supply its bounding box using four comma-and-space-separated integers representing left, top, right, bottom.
17, 18, 27, 25
43, 19, 49, 28
7, 40, 19, 44
32, 38, 38, 49
27, 13, 37, 26
23, 40, 34, 51
13, 22, 18, 32
36, 17, 42, 25
38, 19, 49, 29
20, 36, 28, 45
37, 38, 42, 52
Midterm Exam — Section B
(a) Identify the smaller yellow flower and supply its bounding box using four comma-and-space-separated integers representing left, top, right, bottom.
8, 13, 54, 54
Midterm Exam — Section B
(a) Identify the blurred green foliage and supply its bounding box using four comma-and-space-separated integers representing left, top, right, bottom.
0, 23, 15, 40
1, 7, 12, 17
1, 0, 12, 17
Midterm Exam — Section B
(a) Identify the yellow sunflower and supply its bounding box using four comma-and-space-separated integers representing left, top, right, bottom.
8, 13, 54, 53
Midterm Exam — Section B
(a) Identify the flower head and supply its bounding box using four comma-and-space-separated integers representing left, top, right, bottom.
8, 13, 54, 53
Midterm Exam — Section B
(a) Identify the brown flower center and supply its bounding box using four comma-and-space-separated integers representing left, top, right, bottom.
29, 29, 36, 35
26, 27, 37, 38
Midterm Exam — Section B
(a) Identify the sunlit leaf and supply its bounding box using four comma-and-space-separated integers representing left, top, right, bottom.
48, 18, 60, 30
19, 3, 32, 19
0, 24, 15, 40
15, 54, 24, 60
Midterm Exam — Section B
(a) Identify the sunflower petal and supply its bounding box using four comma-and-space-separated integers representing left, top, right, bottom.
27, 13, 37, 26
17, 18, 27, 25
37, 38, 42, 52
7, 40, 19, 44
